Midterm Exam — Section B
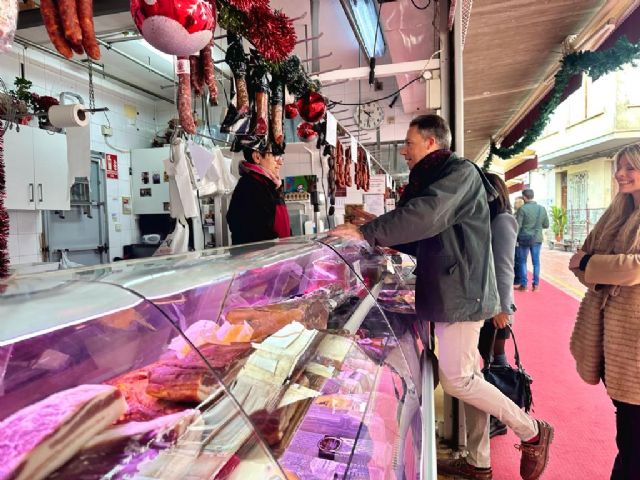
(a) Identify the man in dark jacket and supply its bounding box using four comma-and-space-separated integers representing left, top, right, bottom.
330, 115, 553, 480
515, 189, 549, 291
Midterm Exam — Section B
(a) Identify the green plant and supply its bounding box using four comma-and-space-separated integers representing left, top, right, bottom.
550, 206, 568, 239
10, 77, 33, 106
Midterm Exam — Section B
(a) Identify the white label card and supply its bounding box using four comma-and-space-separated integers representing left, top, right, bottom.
326, 112, 337, 147
350, 136, 357, 163
175, 59, 190, 75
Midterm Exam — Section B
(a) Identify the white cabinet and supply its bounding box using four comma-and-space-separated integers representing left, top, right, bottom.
33, 128, 70, 210
4, 127, 35, 210
4, 125, 70, 211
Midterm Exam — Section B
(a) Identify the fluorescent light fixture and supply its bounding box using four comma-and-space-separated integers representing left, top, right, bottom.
340, 0, 385, 58
139, 39, 174, 65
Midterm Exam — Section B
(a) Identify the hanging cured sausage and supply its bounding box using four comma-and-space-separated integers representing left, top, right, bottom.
40, 0, 101, 60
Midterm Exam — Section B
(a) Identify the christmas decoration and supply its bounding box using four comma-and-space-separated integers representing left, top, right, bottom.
226, 0, 268, 14
0, 134, 9, 278
484, 36, 640, 171
296, 91, 326, 123
246, 6, 296, 63
276, 55, 320, 99
297, 122, 317, 142
284, 103, 298, 119
130, 0, 215, 56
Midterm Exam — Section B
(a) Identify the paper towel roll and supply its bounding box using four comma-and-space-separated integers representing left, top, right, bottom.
48, 104, 90, 128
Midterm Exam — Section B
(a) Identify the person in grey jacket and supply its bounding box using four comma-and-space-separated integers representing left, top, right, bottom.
330, 115, 553, 480
478, 173, 518, 438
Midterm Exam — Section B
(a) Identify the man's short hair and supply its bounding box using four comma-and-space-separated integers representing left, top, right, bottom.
522, 189, 534, 200
409, 114, 452, 150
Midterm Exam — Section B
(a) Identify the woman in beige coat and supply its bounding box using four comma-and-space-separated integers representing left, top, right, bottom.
569, 143, 640, 480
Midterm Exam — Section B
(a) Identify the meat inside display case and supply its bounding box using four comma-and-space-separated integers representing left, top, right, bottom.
0, 237, 426, 480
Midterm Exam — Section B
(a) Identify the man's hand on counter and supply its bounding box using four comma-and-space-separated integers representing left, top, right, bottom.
328, 223, 365, 241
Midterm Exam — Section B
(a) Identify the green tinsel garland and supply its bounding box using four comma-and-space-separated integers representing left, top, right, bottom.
483, 36, 640, 171
217, 1, 247, 36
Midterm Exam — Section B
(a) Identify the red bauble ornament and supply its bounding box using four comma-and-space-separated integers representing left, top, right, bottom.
297, 122, 317, 143
131, 0, 214, 56
296, 92, 326, 123
284, 103, 299, 120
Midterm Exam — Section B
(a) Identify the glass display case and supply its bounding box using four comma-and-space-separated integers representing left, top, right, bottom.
0, 237, 433, 480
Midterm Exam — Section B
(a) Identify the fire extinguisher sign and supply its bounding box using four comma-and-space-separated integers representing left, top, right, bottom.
106, 153, 118, 179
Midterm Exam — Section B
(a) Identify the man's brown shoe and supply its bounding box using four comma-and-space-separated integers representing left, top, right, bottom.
437, 457, 493, 480
532, 285, 539, 291
516, 419, 554, 480
516, 285, 527, 291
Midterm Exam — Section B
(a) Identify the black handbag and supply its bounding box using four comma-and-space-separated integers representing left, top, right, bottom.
482, 326, 533, 412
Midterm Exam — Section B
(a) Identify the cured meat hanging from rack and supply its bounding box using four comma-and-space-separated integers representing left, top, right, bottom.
248, 54, 270, 137
335, 141, 345, 188
176, 57, 196, 134
344, 145, 353, 187
0, 0, 18, 54
220, 33, 251, 134
77, 0, 100, 59
189, 55, 205, 97
201, 39, 218, 106
270, 76, 285, 153
40, 0, 101, 60
40, 0, 72, 58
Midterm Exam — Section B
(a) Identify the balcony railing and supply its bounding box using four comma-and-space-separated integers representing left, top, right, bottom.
548, 208, 606, 251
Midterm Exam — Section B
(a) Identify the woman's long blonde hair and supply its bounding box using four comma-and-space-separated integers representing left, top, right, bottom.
586, 143, 640, 254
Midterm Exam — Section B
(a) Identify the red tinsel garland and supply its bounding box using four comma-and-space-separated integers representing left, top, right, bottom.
0, 134, 9, 278
246, 6, 296, 63
226, 0, 268, 13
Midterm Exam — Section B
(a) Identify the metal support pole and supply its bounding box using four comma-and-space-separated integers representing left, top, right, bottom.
421, 351, 438, 480
310, 0, 321, 74
453, 0, 464, 155
14, 36, 175, 104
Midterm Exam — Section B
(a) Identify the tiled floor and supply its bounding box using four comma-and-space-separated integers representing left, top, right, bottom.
533, 245, 586, 300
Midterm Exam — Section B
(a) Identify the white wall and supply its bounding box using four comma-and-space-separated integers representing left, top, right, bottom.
1, 45, 171, 264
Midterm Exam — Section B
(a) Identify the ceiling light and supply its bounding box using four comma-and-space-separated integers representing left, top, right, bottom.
339, 0, 385, 58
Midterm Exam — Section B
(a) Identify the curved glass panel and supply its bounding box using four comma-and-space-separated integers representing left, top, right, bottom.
2, 237, 426, 479
0, 278, 283, 480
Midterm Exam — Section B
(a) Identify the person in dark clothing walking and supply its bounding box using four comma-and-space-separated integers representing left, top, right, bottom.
515, 189, 549, 291
330, 114, 553, 480
227, 143, 291, 245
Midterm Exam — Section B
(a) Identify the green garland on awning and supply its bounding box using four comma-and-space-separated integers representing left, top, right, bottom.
483, 36, 640, 171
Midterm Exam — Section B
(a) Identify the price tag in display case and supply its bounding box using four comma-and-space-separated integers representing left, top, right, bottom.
105, 153, 118, 179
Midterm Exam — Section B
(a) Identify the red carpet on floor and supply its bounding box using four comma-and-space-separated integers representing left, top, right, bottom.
488, 279, 616, 479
